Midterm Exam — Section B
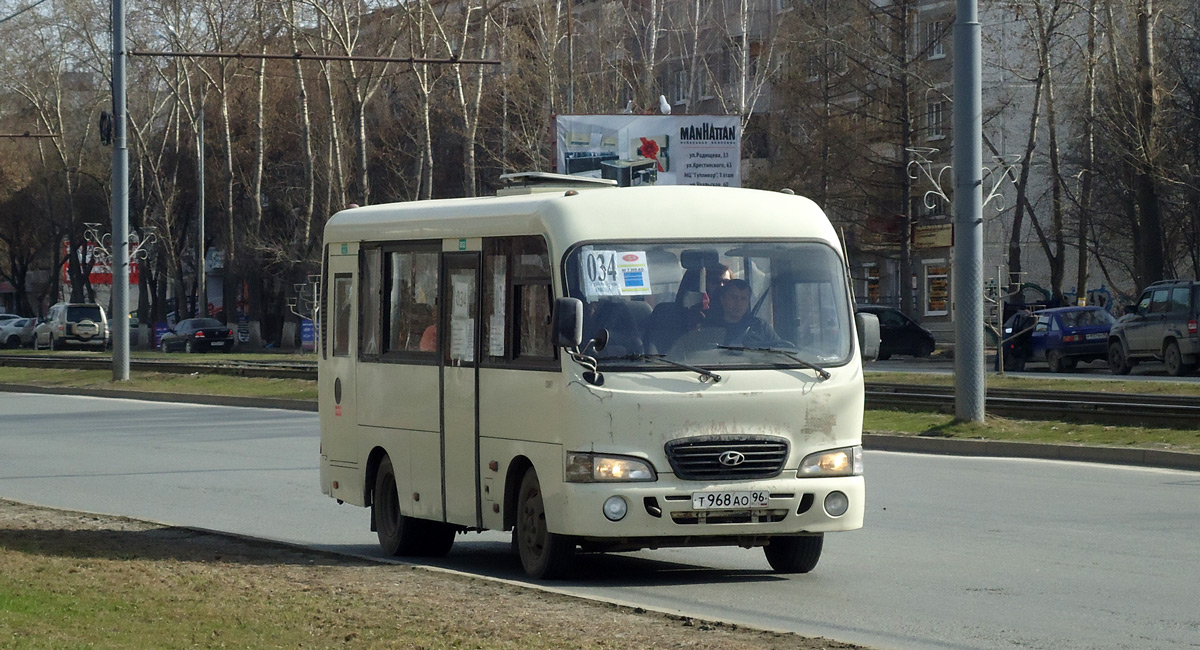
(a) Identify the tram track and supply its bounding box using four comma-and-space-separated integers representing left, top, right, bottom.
1, 354, 1195, 428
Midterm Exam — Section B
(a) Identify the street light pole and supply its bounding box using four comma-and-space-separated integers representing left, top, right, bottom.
110, 0, 130, 381
197, 103, 205, 318
953, 0, 985, 422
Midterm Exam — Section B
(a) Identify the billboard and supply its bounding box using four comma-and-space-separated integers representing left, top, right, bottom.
555, 114, 741, 187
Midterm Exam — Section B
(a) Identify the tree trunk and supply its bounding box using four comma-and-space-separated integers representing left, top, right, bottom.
1133, 0, 1164, 286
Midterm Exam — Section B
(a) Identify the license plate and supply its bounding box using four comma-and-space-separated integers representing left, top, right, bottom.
211, 341, 226, 347
1086, 333, 1105, 340
691, 490, 770, 510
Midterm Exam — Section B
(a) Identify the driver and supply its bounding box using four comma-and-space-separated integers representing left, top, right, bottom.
710, 279, 792, 348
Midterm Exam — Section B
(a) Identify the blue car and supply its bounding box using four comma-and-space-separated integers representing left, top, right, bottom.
1031, 306, 1116, 372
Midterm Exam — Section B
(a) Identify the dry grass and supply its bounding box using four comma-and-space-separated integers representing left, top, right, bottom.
0, 500, 865, 650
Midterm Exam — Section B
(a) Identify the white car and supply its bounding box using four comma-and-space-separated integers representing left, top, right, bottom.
0, 318, 36, 348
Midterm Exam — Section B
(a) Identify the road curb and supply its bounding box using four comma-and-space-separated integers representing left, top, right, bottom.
0, 383, 316, 412
3, 383, 1195, 472
864, 433, 1200, 472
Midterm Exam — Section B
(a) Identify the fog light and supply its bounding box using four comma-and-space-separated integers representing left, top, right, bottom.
824, 491, 849, 517
603, 496, 628, 521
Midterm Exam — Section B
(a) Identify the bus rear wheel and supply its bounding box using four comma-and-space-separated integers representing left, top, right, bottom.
763, 534, 823, 573
373, 456, 425, 556
515, 468, 575, 579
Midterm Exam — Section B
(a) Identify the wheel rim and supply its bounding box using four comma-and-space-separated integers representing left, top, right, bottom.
1109, 345, 1123, 369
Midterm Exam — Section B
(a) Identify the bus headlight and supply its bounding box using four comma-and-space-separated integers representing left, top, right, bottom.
799, 446, 863, 477
565, 453, 657, 482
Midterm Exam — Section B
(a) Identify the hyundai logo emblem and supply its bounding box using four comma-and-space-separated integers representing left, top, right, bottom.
718, 451, 746, 467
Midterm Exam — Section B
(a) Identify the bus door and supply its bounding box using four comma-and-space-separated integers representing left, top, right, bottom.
441, 249, 482, 527
321, 245, 358, 469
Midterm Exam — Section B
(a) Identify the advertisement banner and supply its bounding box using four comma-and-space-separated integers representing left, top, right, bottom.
555, 115, 741, 187
61, 240, 141, 286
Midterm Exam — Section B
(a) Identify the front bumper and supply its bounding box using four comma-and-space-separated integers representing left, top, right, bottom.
543, 472, 864, 546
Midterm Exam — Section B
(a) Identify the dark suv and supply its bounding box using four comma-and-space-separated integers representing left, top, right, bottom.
1107, 280, 1200, 376
33, 302, 110, 350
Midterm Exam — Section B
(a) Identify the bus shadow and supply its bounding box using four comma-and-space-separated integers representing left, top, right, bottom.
405, 539, 786, 587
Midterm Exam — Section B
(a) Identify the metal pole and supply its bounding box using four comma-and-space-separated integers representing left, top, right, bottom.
197, 103, 205, 318
953, 0, 985, 422
111, 0, 130, 381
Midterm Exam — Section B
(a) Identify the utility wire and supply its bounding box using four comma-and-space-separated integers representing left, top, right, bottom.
0, 0, 49, 26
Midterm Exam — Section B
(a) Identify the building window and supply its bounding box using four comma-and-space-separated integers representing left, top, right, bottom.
924, 261, 949, 316
926, 20, 945, 59
926, 100, 946, 140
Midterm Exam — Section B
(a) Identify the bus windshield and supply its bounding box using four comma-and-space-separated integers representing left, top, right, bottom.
564, 241, 853, 370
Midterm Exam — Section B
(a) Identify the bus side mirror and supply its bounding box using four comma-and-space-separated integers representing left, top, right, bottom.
553, 297, 584, 348
856, 312, 880, 362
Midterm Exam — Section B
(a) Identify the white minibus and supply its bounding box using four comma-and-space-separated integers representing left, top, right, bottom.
319, 173, 880, 579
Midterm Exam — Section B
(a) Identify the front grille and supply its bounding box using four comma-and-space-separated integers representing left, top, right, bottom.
671, 509, 788, 525
664, 435, 789, 480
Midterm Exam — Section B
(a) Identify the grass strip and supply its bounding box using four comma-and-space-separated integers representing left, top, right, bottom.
2, 367, 1196, 453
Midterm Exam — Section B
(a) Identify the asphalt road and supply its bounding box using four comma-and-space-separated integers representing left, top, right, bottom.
2, 392, 1198, 649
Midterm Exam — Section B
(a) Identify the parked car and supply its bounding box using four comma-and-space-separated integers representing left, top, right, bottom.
0, 313, 21, 324
1000, 309, 1039, 371
159, 318, 236, 353
33, 303, 109, 350
855, 305, 936, 360
1107, 279, 1200, 376
1030, 306, 1116, 372
0, 317, 36, 348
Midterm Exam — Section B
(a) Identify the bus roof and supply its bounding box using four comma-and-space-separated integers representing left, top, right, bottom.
323, 185, 840, 252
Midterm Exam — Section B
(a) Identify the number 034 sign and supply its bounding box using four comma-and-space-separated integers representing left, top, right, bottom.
580, 249, 651, 298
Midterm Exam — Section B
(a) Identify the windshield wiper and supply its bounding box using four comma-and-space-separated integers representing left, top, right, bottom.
610, 353, 722, 384
717, 345, 831, 380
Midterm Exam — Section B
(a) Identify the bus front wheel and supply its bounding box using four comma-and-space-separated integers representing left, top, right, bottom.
515, 468, 575, 579
373, 456, 425, 556
763, 534, 823, 573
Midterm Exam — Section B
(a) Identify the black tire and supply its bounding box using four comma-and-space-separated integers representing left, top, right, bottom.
50, 335, 60, 351
420, 522, 457, 557
515, 468, 575, 579
160, 340, 170, 353
1163, 341, 1194, 377
914, 339, 935, 358
1108, 341, 1132, 375
185, 339, 196, 354
373, 456, 425, 556
763, 534, 824, 573
4, 335, 17, 349
1047, 350, 1075, 373
876, 351, 892, 361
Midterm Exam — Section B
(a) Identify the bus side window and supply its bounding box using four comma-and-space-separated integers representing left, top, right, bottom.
482, 235, 555, 366
332, 274, 353, 357
384, 249, 440, 355
515, 284, 554, 359
360, 248, 382, 357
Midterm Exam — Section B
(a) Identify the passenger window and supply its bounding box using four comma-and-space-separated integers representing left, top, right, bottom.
1149, 289, 1171, 314
384, 249, 439, 355
482, 235, 555, 366
516, 284, 554, 359
1034, 316, 1049, 333
1170, 288, 1189, 313
360, 248, 382, 356
332, 274, 353, 357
